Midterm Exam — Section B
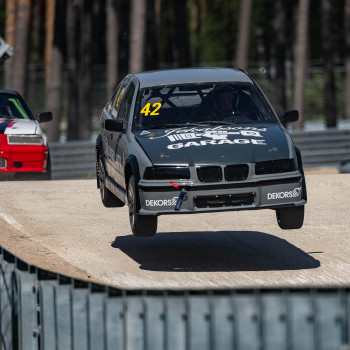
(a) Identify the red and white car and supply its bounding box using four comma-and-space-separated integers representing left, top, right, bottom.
0, 89, 52, 180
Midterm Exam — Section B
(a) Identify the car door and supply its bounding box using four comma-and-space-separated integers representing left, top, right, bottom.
112, 81, 136, 188
104, 78, 130, 181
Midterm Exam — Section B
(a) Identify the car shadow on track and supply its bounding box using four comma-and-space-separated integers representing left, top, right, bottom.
111, 231, 320, 272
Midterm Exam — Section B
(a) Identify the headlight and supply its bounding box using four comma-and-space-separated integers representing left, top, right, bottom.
255, 159, 296, 175
7, 135, 45, 145
143, 166, 190, 180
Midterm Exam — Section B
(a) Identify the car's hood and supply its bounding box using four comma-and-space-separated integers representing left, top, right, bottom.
134, 124, 292, 165
0, 118, 37, 135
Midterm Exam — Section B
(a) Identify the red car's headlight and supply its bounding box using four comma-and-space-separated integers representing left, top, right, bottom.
7, 135, 45, 145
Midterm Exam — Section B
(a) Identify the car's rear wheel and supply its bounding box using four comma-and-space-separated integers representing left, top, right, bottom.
276, 205, 304, 229
128, 175, 157, 237
97, 156, 124, 207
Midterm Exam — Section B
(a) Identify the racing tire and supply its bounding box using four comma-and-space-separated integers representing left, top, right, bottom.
127, 175, 157, 237
276, 205, 304, 230
97, 156, 124, 208
44, 155, 52, 180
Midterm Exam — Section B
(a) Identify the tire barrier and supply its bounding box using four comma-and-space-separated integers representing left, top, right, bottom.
49, 129, 350, 179
1, 246, 350, 350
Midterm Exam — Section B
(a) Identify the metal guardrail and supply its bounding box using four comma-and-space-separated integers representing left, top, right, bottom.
49, 129, 350, 179
50, 141, 96, 180
1, 246, 350, 350
291, 129, 350, 168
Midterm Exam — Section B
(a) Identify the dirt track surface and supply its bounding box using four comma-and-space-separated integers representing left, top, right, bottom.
0, 174, 349, 290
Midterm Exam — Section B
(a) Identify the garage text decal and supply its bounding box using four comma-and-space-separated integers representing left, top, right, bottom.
149, 126, 267, 150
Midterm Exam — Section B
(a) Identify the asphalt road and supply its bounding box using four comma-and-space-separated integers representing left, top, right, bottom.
0, 175, 349, 289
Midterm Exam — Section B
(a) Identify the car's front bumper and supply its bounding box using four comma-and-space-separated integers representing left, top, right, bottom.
138, 173, 306, 215
0, 135, 49, 173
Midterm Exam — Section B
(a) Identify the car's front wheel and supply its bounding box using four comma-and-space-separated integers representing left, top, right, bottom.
276, 205, 304, 229
97, 156, 124, 208
128, 175, 157, 237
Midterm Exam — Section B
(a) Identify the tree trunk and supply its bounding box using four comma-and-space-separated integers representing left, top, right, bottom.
30, 0, 44, 64
172, 0, 191, 67
106, 0, 119, 96
273, 0, 287, 118
45, 0, 56, 86
321, 0, 337, 128
191, 0, 203, 66
118, 0, 131, 79
130, 0, 147, 73
11, 0, 31, 96
46, 0, 66, 142
66, 0, 79, 140
293, 0, 309, 130
92, 1, 105, 65
236, 0, 252, 70
78, 0, 93, 140
5, 0, 17, 88
345, 0, 350, 120
159, 0, 174, 66
144, 0, 158, 71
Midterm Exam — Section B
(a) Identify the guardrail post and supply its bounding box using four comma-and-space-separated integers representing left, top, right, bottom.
17, 262, 38, 350
87, 284, 106, 350
0, 249, 17, 350
39, 280, 58, 349
71, 281, 89, 350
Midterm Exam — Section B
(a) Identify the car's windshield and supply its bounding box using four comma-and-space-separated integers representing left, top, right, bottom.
0, 93, 35, 120
133, 82, 277, 130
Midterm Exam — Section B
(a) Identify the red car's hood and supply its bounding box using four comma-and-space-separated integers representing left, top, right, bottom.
0, 118, 37, 135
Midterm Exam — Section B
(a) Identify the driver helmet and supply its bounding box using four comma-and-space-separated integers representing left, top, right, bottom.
213, 85, 239, 113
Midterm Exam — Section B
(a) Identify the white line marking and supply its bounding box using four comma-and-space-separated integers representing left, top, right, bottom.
0, 211, 23, 232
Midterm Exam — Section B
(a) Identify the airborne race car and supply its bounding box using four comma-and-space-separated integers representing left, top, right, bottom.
0, 90, 52, 180
96, 68, 307, 236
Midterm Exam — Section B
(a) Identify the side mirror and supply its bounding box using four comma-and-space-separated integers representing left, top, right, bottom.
105, 119, 124, 132
281, 110, 299, 126
38, 111, 53, 123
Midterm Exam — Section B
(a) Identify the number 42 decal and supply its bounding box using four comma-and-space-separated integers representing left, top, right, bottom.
140, 102, 161, 116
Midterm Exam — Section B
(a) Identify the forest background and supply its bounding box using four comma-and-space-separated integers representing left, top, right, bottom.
0, 0, 349, 142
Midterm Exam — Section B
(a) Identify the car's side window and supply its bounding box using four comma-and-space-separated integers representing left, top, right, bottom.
117, 82, 135, 124
110, 78, 130, 118
107, 83, 121, 114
